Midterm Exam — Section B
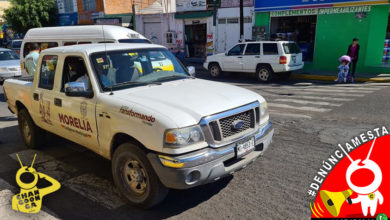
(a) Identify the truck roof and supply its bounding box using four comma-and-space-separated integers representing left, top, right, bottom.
24, 25, 148, 41
40, 43, 166, 55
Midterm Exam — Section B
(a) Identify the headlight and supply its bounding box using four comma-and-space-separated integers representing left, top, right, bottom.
164, 125, 204, 147
260, 101, 269, 121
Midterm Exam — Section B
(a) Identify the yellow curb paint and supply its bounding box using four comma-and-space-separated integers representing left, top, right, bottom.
291, 74, 390, 83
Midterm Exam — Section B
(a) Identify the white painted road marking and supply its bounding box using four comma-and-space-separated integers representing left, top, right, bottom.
273, 98, 342, 107
267, 103, 331, 113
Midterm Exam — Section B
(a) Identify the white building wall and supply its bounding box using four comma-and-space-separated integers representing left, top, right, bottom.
215, 7, 255, 53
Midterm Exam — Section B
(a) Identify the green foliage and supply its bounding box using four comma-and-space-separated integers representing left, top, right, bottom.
3, 0, 56, 34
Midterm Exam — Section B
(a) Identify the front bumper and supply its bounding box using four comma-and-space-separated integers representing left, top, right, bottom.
0, 73, 21, 81
148, 122, 274, 189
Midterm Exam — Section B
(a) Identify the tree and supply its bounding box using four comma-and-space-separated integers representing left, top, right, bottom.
3, 0, 56, 35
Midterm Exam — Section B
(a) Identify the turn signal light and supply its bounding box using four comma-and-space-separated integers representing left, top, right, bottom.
280, 56, 287, 64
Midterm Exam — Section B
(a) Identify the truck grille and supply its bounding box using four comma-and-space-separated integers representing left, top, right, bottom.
209, 109, 255, 141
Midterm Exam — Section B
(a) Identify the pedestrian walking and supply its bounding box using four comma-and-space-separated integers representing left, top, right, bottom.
346, 38, 360, 78
25, 43, 41, 76
336, 55, 351, 83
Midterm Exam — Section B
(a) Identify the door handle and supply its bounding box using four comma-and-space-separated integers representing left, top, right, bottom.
33, 93, 39, 101
54, 98, 62, 107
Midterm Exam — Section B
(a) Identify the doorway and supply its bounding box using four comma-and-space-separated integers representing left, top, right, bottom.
185, 24, 207, 58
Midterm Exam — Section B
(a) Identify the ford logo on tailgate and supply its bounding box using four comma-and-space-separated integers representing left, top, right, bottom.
232, 120, 245, 130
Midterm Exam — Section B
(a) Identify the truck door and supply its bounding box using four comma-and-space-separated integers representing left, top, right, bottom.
242, 43, 261, 72
223, 44, 245, 72
31, 55, 58, 132
52, 56, 99, 150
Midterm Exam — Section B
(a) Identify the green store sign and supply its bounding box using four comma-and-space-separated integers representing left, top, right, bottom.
270, 5, 372, 17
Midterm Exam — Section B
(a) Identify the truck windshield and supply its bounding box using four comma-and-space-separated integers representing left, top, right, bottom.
91, 48, 189, 91
283, 43, 301, 54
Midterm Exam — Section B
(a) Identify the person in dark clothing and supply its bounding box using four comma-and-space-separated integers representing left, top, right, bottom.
347, 38, 360, 78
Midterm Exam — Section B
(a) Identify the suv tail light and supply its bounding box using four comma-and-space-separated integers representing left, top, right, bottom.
279, 56, 287, 64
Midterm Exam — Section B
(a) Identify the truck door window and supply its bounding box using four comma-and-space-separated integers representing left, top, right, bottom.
38, 55, 58, 90
61, 56, 92, 92
64, 42, 77, 46
245, 43, 261, 55
263, 43, 279, 55
228, 44, 245, 56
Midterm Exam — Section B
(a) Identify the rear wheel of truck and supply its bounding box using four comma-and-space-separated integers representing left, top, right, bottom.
18, 108, 45, 148
112, 143, 168, 209
256, 65, 274, 82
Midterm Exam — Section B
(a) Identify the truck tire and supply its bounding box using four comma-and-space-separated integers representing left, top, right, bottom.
18, 108, 45, 148
112, 143, 169, 208
256, 65, 274, 82
209, 63, 222, 78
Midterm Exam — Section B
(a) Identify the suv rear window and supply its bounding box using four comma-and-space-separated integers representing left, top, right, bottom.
283, 43, 301, 54
263, 43, 278, 55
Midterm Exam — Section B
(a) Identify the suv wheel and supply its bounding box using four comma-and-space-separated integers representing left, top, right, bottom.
209, 63, 222, 78
112, 143, 168, 209
18, 108, 45, 148
256, 66, 273, 82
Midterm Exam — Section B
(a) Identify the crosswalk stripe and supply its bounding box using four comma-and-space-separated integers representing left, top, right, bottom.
269, 110, 312, 119
273, 98, 342, 107
261, 87, 374, 94
268, 103, 331, 113
64, 174, 125, 210
259, 90, 365, 97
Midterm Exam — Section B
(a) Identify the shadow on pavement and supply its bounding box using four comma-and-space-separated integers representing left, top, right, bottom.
0, 116, 17, 122
117, 176, 233, 219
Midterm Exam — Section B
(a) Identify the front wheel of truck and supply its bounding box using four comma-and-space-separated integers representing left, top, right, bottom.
18, 108, 45, 149
112, 143, 169, 209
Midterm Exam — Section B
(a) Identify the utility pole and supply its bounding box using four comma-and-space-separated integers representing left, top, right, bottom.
239, 0, 244, 41
132, 0, 136, 30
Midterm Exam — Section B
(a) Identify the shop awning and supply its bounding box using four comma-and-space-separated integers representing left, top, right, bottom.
175, 11, 213, 19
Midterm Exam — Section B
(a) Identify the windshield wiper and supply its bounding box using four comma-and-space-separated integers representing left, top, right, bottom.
154, 75, 191, 82
108, 81, 162, 90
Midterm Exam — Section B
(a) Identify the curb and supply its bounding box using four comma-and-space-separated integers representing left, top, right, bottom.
291, 74, 390, 83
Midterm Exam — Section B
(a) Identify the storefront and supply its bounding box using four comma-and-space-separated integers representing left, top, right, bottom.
254, 0, 390, 74
175, 0, 214, 59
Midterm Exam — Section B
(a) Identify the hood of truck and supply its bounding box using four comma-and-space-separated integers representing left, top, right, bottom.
113, 78, 264, 127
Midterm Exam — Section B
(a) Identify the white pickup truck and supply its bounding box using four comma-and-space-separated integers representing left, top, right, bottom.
3, 43, 274, 208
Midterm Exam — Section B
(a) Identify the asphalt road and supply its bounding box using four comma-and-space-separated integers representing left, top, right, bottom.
0, 70, 389, 219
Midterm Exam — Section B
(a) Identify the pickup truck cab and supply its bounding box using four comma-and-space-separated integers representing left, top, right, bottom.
204, 41, 304, 82
4, 43, 273, 208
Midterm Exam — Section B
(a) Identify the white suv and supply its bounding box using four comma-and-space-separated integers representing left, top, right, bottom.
204, 41, 304, 82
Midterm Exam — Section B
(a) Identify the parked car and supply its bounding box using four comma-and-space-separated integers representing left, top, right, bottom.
4, 43, 273, 208
204, 41, 304, 82
0, 48, 21, 83
10, 39, 23, 54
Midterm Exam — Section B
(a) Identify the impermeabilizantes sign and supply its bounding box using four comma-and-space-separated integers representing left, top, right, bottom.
270, 5, 372, 17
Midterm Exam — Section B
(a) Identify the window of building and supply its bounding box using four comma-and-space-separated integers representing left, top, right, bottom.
39, 55, 58, 90
218, 19, 226, 24
245, 43, 261, 55
227, 18, 239, 24
263, 43, 279, 55
228, 44, 246, 56
83, 0, 96, 11
244, 17, 252, 23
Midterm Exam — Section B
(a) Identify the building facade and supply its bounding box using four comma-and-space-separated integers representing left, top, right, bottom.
254, 0, 390, 74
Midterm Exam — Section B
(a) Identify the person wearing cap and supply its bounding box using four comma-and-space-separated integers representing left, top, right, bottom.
347, 38, 360, 78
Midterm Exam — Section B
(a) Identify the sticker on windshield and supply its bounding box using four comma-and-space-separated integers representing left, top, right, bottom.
96, 58, 104, 63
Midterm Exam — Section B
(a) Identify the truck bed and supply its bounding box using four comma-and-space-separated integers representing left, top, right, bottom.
3, 78, 34, 114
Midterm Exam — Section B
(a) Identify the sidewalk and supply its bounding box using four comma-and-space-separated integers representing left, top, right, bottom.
293, 70, 390, 82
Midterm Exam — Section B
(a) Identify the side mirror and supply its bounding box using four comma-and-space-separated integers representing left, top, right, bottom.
64, 82, 93, 98
187, 66, 196, 76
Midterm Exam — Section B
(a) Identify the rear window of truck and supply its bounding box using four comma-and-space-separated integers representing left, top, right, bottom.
283, 43, 301, 54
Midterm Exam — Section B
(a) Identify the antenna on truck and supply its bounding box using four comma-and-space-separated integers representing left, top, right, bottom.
101, 25, 114, 95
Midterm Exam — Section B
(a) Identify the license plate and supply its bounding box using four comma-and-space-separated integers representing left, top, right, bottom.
292, 55, 297, 63
236, 137, 255, 158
